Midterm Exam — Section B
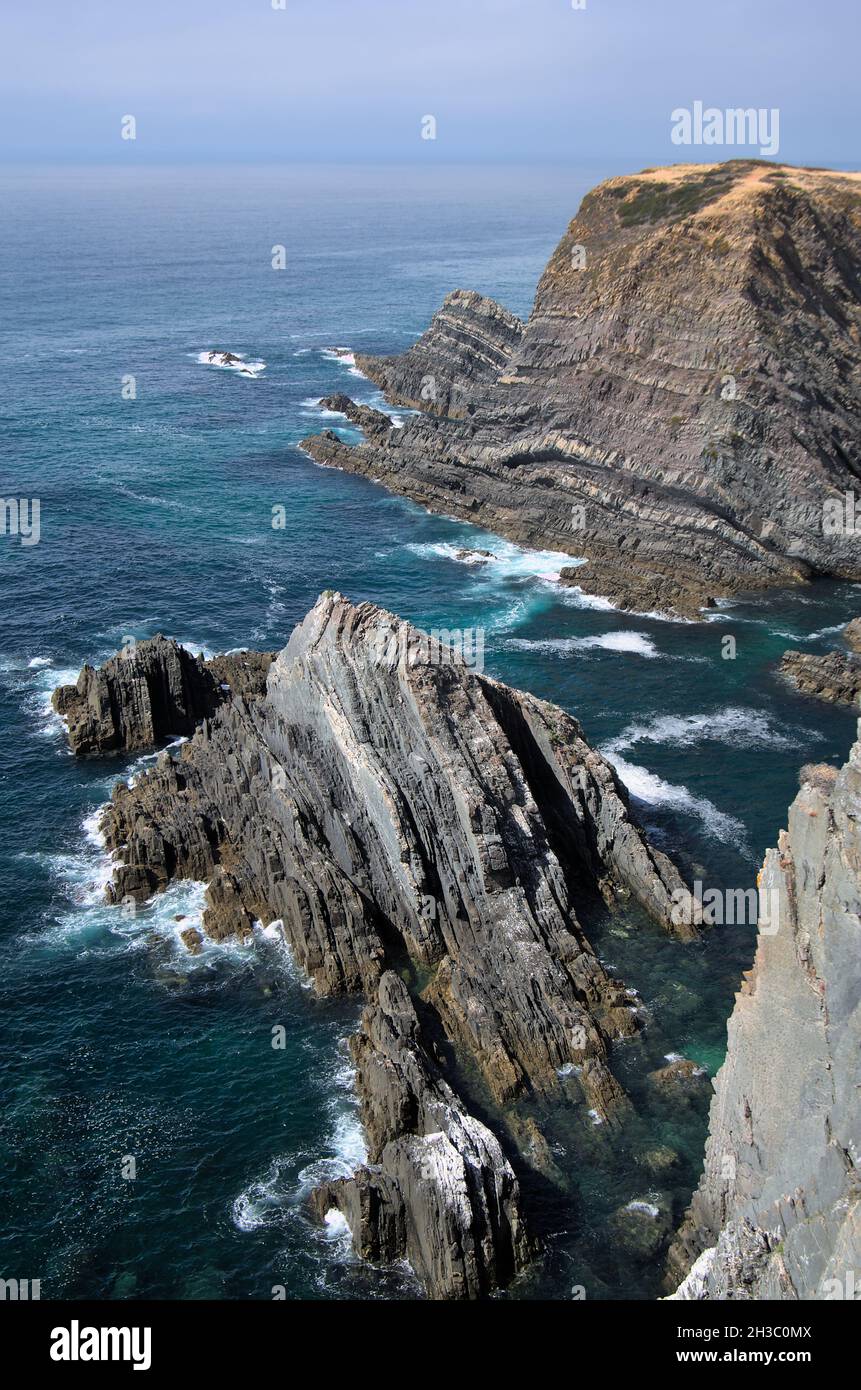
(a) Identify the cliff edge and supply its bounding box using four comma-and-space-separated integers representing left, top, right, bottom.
304, 161, 861, 619
668, 738, 861, 1299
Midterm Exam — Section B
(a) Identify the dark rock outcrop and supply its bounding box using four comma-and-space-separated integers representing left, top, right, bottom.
780, 618, 861, 706
51, 636, 274, 756
780, 648, 861, 707
311, 971, 532, 1299
303, 162, 861, 620
667, 739, 861, 1299
93, 592, 704, 1296
318, 394, 394, 439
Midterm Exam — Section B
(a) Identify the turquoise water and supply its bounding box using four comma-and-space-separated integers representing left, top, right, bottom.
1, 165, 857, 1300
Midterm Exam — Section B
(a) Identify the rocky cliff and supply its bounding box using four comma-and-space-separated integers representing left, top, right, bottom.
304, 162, 861, 619
668, 740, 861, 1299
75, 593, 704, 1297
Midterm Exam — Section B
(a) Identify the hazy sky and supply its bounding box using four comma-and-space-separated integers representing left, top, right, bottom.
1, 0, 858, 167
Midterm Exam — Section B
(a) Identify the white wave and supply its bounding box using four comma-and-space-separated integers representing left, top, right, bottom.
196, 350, 265, 378
805, 623, 848, 641
320, 347, 367, 381
604, 706, 815, 756
24, 663, 79, 739
406, 538, 577, 584
171, 638, 214, 660
322, 1208, 350, 1240
28, 656, 52, 669
556, 584, 618, 612
113, 484, 199, 513
232, 1040, 366, 1239
508, 631, 659, 659
602, 753, 745, 841
625, 1200, 661, 1218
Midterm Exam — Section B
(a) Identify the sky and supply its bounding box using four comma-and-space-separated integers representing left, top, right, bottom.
0, 0, 858, 168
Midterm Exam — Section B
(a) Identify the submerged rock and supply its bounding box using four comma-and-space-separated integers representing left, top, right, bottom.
647, 1058, 710, 1102
667, 733, 861, 1298
303, 162, 861, 620
637, 1145, 681, 1177
609, 1196, 673, 1263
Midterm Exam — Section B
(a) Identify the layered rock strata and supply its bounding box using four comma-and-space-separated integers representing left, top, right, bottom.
668, 743, 861, 1299
52, 635, 273, 756
80, 592, 702, 1297
780, 618, 861, 706
354, 288, 525, 418
304, 162, 861, 619
311, 971, 533, 1299
780, 648, 861, 707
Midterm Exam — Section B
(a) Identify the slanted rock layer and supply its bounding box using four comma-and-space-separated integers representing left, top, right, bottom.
304, 162, 861, 619
780, 619, 861, 707
57, 594, 702, 1297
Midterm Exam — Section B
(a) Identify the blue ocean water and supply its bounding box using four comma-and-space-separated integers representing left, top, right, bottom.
1, 164, 857, 1301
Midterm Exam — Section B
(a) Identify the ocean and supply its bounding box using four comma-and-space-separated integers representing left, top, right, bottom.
1, 163, 857, 1300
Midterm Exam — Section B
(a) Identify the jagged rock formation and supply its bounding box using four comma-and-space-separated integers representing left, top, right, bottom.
311, 972, 532, 1299
51, 635, 274, 756
303, 162, 861, 619
667, 742, 861, 1299
91, 592, 703, 1297
355, 289, 525, 418
780, 648, 861, 707
318, 394, 394, 439
780, 617, 861, 706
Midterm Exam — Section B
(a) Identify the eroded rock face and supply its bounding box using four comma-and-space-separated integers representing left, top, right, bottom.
667, 740, 861, 1299
303, 162, 861, 619
103, 595, 701, 1099
51, 636, 274, 756
311, 972, 533, 1300
93, 592, 704, 1297
780, 649, 861, 706
355, 288, 525, 418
